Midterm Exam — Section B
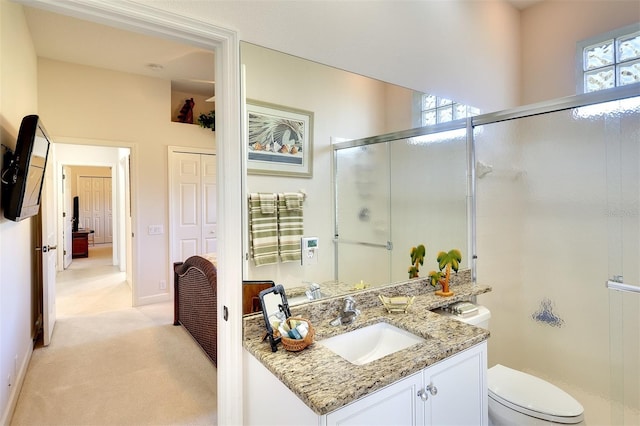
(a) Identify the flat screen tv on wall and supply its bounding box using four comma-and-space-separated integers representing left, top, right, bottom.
1, 115, 52, 222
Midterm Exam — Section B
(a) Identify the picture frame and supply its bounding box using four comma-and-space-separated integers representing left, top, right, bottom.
246, 99, 314, 178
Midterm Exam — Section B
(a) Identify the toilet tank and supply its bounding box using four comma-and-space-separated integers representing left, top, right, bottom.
434, 302, 491, 329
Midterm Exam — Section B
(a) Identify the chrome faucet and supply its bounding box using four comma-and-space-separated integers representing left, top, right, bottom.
331, 296, 360, 326
305, 282, 322, 300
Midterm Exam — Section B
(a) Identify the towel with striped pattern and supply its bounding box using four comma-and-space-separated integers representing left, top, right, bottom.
278, 193, 303, 263
249, 193, 279, 266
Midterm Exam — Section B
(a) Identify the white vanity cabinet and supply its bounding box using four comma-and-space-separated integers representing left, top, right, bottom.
325, 342, 487, 426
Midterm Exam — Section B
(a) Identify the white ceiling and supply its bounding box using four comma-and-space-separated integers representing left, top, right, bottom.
24, 6, 215, 97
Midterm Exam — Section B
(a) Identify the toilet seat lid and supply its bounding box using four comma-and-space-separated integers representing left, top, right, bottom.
488, 364, 584, 424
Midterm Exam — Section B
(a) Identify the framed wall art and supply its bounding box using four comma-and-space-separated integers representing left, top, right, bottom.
246, 100, 314, 178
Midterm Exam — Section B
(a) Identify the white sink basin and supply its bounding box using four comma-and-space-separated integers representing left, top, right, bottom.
318, 322, 426, 365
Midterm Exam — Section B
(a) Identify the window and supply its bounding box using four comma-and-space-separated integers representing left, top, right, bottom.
420, 94, 479, 126
577, 24, 640, 93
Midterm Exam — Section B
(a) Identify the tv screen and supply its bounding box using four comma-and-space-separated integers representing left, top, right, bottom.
1, 115, 51, 222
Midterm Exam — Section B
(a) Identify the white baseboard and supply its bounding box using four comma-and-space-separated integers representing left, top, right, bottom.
1, 343, 33, 426
135, 292, 171, 307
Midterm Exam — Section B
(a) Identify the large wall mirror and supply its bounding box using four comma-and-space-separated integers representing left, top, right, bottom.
242, 42, 469, 306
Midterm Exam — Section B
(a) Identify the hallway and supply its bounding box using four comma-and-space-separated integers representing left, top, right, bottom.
10, 245, 218, 425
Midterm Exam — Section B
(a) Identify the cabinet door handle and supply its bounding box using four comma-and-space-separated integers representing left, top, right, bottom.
426, 383, 438, 396
417, 389, 429, 402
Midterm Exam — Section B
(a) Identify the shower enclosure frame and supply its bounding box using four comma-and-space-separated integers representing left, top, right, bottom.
333, 84, 640, 294
333, 83, 639, 424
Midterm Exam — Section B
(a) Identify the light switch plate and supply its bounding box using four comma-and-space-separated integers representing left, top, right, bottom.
148, 225, 164, 235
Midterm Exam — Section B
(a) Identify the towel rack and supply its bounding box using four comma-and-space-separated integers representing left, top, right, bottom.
248, 191, 307, 202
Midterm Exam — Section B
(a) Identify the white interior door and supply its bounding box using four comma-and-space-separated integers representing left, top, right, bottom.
91, 177, 104, 243
172, 152, 202, 260
63, 166, 72, 268
171, 152, 202, 261
170, 150, 217, 263
79, 176, 92, 230
79, 175, 112, 245
202, 154, 217, 253
104, 177, 113, 243
41, 152, 57, 346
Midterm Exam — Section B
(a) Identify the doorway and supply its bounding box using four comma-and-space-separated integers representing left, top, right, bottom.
23, 2, 243, 424
55, 143, 132, 306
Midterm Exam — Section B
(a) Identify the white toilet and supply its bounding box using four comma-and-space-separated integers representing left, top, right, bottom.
435, 302, 584, 425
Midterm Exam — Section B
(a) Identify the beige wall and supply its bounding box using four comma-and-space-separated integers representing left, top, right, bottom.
520, 0, 640, 104
0, 0, 39, 422
134, 0, 522, 113
38, 58, 215, 304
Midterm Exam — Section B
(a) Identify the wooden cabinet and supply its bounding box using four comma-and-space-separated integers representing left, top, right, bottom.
72, 231, 89, 258
326, 342, 487, 426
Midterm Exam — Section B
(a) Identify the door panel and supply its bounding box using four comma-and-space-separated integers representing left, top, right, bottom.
92, 177, 104, 243
173, 154, 202, 260
78, 175, 111, 245
41, 151, 57, 346
79, 176, 92, 230
104, 177, 113, 243
202, 154, 217, 253
63, 166, 73, 268
170, 151, 217, 263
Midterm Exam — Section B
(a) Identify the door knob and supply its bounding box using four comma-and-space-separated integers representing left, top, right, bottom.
417, 389, 429, 402
426, 383, 438, 396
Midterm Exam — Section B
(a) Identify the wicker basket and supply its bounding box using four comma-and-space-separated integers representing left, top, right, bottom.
280, 317, 315, 352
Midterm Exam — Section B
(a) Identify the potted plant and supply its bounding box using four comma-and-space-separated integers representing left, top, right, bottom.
429, 249, 461, 297
408, 244, 426, 278
197, 110, 215, 131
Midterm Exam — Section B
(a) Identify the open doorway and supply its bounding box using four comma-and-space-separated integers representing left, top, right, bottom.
22, 1, 244, 423
55, 144, 132, 307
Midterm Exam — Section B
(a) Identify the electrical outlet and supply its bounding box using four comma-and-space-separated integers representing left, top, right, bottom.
159, 280, 167, 290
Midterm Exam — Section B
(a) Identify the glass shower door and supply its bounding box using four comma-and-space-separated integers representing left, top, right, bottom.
388, 131, 468, 283
334, 143, 391, 286
603, 96, 640, 425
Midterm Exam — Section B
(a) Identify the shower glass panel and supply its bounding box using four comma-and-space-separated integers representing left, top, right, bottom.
474, 93, 640, 425
334, 143, 391, 286
599, 96, 640, 425
334, 125, 469, 288
389, 131, 468, 281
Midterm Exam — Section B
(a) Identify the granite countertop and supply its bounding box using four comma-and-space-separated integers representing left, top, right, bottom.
243, 271, 491, 415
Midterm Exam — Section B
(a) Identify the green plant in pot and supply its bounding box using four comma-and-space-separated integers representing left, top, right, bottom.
408, 244, 426, 278
197, 110, 215, 131
431, 249, 462, 297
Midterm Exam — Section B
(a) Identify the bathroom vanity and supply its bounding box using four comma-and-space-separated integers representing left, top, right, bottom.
243, 275, 491, 426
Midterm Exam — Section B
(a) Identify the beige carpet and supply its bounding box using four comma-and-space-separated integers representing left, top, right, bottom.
11, 245, 217, 425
